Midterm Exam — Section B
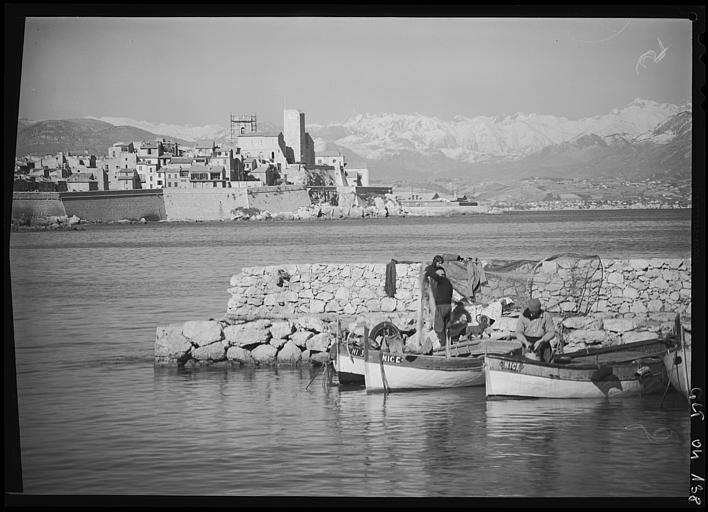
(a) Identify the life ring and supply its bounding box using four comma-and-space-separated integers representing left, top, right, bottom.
369, 321, 401, 348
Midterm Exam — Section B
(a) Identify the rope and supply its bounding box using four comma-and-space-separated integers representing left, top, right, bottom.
379, 346, 391, 394
305, 364, 326, 390
624, 424, 679, 443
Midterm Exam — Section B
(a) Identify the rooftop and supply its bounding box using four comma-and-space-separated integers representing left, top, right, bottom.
238, 131, 281, 138
169, 157, 193, 164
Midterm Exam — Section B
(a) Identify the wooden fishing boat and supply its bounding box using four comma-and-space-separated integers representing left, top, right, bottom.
332, 256, 529, 392
364, 338, 522, 393
332, 337, 366, 386
484, 338, 671, 399
663, 321, 691, 400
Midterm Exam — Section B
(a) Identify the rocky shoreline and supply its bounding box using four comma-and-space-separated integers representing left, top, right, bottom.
10, 214, 86, 232
10, 203, 505, 230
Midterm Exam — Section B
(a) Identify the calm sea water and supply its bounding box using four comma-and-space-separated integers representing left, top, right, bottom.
8, 209, 693, 498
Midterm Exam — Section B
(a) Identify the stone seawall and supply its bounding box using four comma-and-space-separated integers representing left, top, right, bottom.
225, 259, 690, 320
11, 192, 67, 219
155, 258, 691, 368
247, 186, 313, 214
162, 186, 311, 221
61, 190, 166, 222
162, 188, 249, 221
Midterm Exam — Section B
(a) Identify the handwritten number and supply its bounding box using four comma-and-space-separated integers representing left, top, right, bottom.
691, 403, 705, 421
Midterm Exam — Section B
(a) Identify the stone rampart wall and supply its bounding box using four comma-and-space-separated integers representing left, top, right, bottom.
61, 190, 166, 222
11, 192, 67, 219
162, 186, 312, 221
247, 186, 312, 214
162, 188, 249, 221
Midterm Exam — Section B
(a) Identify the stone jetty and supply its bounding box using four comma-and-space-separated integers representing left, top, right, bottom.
154, 258, 691, 368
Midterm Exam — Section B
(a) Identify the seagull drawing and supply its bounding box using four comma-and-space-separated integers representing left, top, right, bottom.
635, 38, 670, 74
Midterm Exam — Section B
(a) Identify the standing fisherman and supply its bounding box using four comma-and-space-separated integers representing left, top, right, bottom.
424, 255, 454, 347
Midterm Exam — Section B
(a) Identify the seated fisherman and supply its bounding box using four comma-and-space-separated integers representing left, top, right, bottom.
448, 299, 473, 342
515, 298, 556, 362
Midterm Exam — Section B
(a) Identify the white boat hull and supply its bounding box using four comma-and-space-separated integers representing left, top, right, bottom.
664, 346, 691, 399
364, 353, 485, 392
485, 354, 668, 399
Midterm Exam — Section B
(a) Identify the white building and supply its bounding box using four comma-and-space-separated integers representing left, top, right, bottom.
237, 132, 289, 169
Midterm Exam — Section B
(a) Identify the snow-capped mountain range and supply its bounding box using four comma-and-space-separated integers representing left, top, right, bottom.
308, 98, 690, 162
89, 98, 690, 164
87, 116, 230, 143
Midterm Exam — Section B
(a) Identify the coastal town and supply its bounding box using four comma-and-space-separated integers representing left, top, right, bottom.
13, 109, 373, 195
13, 107, 691, 219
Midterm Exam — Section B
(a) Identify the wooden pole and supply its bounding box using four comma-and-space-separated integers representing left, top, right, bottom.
363, 325, 369, 390
679, 321, 691, 400
416, 266, 426, 344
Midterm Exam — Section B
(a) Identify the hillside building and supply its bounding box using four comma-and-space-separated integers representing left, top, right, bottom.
116, 169, 142, 190
66, 172, 99, 192
236, 132, 289, 169
107, 142, 135, 159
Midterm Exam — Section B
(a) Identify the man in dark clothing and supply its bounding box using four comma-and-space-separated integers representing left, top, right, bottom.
425, 255, 454, 346
448, 300, 473, 342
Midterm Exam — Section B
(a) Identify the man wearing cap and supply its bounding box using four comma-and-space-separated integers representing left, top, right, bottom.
515, 298, 556, 362
424, 255, 454, 346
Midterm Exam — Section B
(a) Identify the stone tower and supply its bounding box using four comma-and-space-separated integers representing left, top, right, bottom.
283, 109, 306, 164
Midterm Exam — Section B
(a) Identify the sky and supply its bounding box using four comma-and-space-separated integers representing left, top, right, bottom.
17, 17, 694, 127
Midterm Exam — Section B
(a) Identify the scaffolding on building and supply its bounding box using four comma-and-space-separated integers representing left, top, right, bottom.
230, 113, 258, 145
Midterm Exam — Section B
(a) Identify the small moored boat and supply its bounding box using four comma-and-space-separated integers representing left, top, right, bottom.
364, 337, 522, 392
484, 338, 671, 399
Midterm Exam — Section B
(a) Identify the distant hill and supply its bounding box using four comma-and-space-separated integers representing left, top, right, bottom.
15, 119, 193, 157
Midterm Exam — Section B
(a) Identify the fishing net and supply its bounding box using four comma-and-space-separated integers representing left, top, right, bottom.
482, 253, 604, 317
